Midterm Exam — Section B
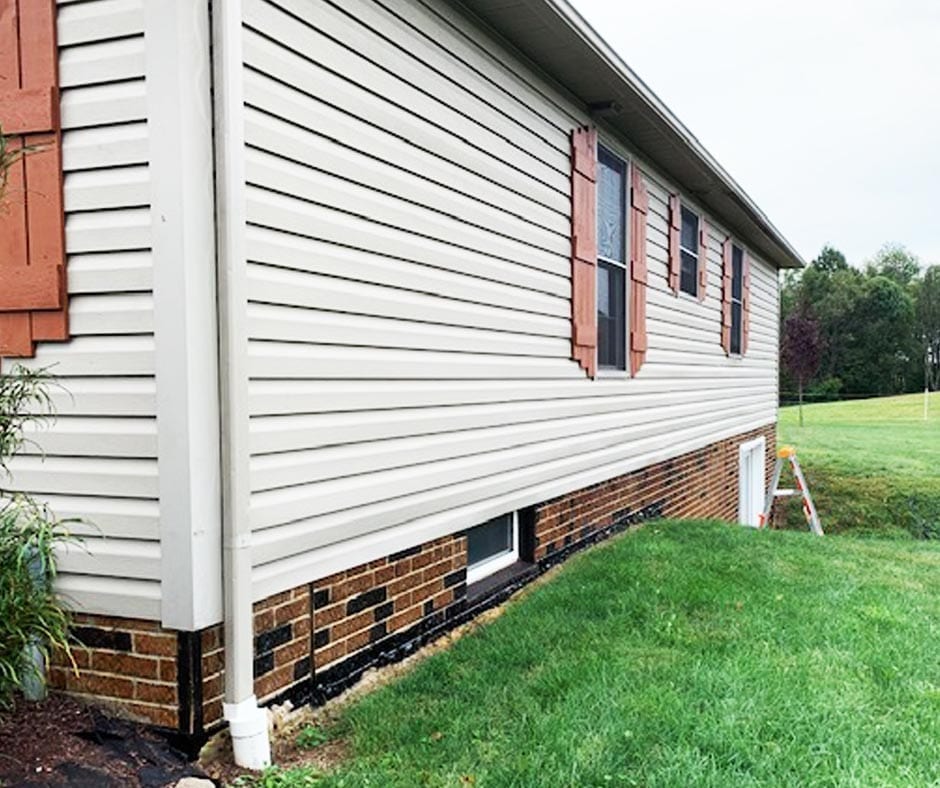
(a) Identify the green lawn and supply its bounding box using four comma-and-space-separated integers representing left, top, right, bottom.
248, 521, 940, 787
778, 392, 940, 538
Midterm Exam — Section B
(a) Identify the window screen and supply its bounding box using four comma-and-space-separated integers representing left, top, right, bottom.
679, 207, 699, 297
596, 147, 628, 370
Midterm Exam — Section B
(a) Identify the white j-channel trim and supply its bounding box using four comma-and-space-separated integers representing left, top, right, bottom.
145, 0, 223, 630
738, 435, 766, 528
466, 511, 520, 586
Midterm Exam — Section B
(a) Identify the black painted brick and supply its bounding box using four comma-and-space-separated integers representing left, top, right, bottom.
73, 626, 131, 652
255, 623, 292, 656
253, 652, 274, 678
370, 623, 387, 643
443, 568, 466, 589
346, 587, 387, 616
373, 602, 394, 622
293, 656, 311, 681
313, 628, 330, 649
312, 588, 330, 609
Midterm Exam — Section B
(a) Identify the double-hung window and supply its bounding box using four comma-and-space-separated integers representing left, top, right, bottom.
730, 244, 744, 354
596, 147, 628, 371
679, 207, 699, 297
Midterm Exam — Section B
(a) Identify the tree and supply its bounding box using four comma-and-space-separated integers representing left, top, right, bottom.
812, 245, 849, 274
781, 308, 823, 426
865, 243, 921, 287
916, 265, 940, 391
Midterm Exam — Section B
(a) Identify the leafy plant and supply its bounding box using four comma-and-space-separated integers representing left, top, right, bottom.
0, 364, 77, 705
296, 725, 331, 750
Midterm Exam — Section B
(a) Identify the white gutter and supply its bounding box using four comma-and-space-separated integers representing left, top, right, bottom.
211, 0, 271, 769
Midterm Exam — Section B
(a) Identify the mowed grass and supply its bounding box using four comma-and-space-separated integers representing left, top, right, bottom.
259, 521, 940, 787
778, 392, 940, 538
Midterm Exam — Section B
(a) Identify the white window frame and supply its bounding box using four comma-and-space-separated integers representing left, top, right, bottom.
595, 144, 630, 373
738, 436, 767, 527
678, 204, 699, 298
466, 511, 520, 585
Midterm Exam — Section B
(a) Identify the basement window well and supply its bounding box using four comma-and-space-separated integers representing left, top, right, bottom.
466, 511, 520, 585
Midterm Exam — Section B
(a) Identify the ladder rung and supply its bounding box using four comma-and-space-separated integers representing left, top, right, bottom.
774, 488, 799, 497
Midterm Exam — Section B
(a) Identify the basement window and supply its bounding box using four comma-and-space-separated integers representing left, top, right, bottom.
466, 511, 519, 585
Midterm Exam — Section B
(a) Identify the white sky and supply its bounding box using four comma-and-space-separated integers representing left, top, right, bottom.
569, 0, 940, 268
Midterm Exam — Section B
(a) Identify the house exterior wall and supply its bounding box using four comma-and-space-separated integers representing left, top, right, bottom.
50, 423, 775, 742
237, 0, 781, 602
4, 0, 222, 629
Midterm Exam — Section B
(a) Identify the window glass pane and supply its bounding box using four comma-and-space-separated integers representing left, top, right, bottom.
597, 149, 625, 262
732, 245, 743, 301
731, 301, 742, 355
467, 513, 513, 567
680, 207, 698, 252
680, 251, 697, 296
597, 262, 625, 369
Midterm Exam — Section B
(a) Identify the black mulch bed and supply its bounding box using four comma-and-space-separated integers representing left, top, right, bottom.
0, 695, 213, 787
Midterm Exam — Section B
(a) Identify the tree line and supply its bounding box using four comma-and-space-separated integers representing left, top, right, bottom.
780, 243, 940, 405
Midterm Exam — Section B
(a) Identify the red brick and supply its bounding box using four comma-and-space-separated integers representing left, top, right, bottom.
133, 633, 176, 658
135, 681, 176, 705
388, 606, 422, 633
125, 702, 177, 729
314, 641, 346, 668
91, 652, 160, 680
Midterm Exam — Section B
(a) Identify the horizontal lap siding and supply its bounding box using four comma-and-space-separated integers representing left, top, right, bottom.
242, 0, 780, 599
5, 0, 159, 619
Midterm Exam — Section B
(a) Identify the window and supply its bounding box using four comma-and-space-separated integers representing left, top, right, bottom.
466, 512, 519, 584
730, 244, 744, 354
596, 147, 628, 370
679, 206, 699, 297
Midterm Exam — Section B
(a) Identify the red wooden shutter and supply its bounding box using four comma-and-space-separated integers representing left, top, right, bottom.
629, 166, 649, 376
721, 238, 732, 354
0, 0, 67, 358
742, 251, 751, 354
698, 218, 709, 302
667, 193, 680, 293
570, 126, 597, 377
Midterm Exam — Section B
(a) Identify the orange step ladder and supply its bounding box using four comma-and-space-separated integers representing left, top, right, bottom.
759, 446, 823, 536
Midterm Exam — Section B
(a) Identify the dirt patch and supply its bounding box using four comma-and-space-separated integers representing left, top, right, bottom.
0, 694, 208, 787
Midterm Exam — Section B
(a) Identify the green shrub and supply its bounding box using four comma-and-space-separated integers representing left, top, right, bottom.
0, 365, 76, 704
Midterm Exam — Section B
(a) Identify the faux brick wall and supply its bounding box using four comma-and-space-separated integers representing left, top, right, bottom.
49, 614, 180, 729
48, 424, 775, 746
312, 535, 468, 671
535, 425, 776, 560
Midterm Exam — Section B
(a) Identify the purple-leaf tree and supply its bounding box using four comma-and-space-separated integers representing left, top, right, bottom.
781, 307, 824, 427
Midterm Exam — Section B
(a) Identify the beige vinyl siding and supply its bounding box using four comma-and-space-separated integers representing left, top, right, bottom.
241, 0, 779, 599
4, 0, 160, 620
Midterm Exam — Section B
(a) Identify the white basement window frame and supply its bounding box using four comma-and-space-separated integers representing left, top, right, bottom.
466, 511, 520, 585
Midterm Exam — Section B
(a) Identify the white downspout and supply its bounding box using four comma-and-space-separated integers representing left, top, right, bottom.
211, 0, 271, 769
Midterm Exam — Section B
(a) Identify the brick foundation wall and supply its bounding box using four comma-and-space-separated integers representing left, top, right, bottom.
49, 424, 775, 751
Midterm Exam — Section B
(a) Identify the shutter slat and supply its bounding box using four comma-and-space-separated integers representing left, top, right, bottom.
569, 125, 597, 378
0, 87, 57, 134
742, 250, 751, 355
667, 193, 680, 293
698, 218, 709, 301
721, 238, 732, 354
629, 166, 649, 375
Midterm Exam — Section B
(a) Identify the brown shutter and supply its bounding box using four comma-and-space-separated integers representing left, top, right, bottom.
0, 0, 67, 358
721, 238, 732, 354
742, 250, 751, 355
698, 218, 709, 302
667, 193, 680, 293
629, 165, 649, 376
570, 126, 597, 377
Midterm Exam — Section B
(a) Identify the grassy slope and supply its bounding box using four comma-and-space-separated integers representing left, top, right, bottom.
272, 522, 940, 787
778, 392, 940, 538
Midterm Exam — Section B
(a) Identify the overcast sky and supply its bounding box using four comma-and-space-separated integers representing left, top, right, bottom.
569, 0, 940, 268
